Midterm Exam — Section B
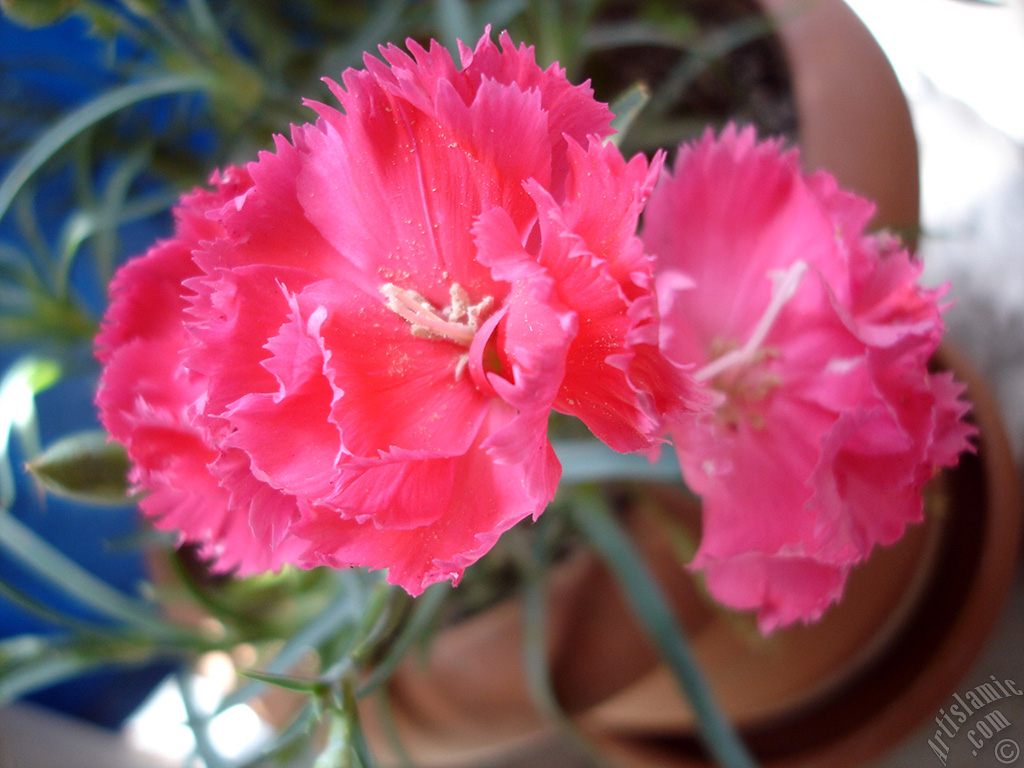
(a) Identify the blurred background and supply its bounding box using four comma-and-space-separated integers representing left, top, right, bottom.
0, 1, 1021, 766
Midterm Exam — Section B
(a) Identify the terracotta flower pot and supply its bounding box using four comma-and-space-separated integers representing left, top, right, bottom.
577, 345, 1022, 768
364, 342, 1020, 768
361, 3, 1022, 767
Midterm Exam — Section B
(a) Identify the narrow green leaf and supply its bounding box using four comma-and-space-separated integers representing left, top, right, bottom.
0, 451, 15, 510
0, 243, 42, 290
218, 570, 373, 712
0, 296, 97, 346
12, 190, 52, 278
583, 21, 694, 52
90, 143, 156, 286
369, 691, 416, 768
569, 488, 758, 768
0, 572, 111, 633
246, 698, 320, 766
1, 357, 61, 506
643, 13, 775, 125
346, 581, 402, 665
236, 667, 325, 694
356, 582, 448, 697
55, 212, 96, 295
121, 0, 159, 16
0, 508, 184, 639
479, 0, 527, 30
26, 429, 133, 506
319, 0, 409, 74
0, 633, 51, 667
0, 74, 209, 226
0, 633, 163, 705
608, 82, 651, 147
530, 0, 563, 66
553, 438, 681, 485
0, 652, 108, 705
184, 0, 221, 42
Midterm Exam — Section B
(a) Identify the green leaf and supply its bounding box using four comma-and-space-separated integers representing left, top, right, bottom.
247, 698, 321, 766
177, 672, 232, 768
218, 570, 376, 713
319, 0, 410, 74
367, 691, 416, 768
0, 650, 107, 705
642, 13, 775, 125
312, 706, 354, 768
0, 633, 163, 705
120, 0, 159, 15
356, 582, 448, 696
345, 580, 401, 664
478, 0, 526, 30
0, 0, 79, 27
0, 508, 186, 640
0, 572, 109, 633
0, 74, 210, 227
608, 82, 650, 148
1, 357, 61, 507
569, 488, 758, 768
26, 430, 133, 506
553, 438, 681, 485
236, 668, 325, 694
1, 356, 61, 399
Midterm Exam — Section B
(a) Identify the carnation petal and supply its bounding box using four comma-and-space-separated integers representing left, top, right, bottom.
311, 279, 493, 459
299, 409, 558, 594
699, 551, 848, 634
649, 126, 972, 631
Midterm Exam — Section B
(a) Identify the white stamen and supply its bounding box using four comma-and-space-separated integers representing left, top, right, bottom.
696, 260, 809, 382
447, 284, 470, 323
381, 282, 492, 348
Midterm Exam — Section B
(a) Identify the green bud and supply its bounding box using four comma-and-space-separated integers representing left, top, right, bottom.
26, 430, 134, 506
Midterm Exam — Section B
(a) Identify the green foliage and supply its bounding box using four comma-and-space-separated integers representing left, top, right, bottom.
569, 487, 758, 768
0, 0, 79, 28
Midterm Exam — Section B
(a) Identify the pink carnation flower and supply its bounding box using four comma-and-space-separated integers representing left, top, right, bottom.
645, 126, 974, 633
96, 31, 695, 593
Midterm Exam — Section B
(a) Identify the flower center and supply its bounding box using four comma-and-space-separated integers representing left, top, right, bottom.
707, 345, 781, 429
381, 282, 494, 347
694, 260, 808, 429
695, 260, 807, 384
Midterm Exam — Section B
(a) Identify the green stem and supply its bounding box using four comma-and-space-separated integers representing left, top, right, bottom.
178, 671, 233, 768
356, 581, 447, 697
569, 487, 759, 768
218, 570, 374, 713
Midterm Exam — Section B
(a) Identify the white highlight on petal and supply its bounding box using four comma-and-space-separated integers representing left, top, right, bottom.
696, 260, 809, 383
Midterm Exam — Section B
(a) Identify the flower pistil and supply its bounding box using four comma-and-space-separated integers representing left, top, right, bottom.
381, 282, 494, 346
